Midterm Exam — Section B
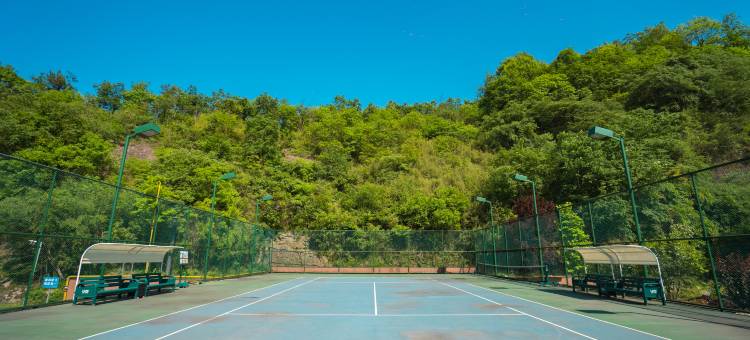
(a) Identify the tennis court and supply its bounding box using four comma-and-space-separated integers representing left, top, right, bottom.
69, 276, 650, 339
2, 273, 750, 339
73, 275, 665, 339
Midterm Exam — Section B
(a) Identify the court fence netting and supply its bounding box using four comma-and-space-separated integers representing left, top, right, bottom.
475, 156, 750, 313
2, 151, 749, 314
0, 153, 273, 312
270, 229, 476, 273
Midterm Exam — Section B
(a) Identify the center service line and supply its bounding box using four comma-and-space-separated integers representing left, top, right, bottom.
373, 282, 378, 316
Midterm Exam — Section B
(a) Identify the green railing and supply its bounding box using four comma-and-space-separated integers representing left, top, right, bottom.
476, 157, 750, 312
0, 153, 273, 311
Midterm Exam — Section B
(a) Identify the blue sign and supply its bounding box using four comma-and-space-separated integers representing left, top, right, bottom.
41, 275, 59, 289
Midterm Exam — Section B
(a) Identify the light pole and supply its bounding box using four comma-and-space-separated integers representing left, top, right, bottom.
255, 194, 273, 226
512, 174, 545, 279
587, 126, 642, 244
203, 171, 236, 280
106, 123, 160, 241
475, 197, 498, 275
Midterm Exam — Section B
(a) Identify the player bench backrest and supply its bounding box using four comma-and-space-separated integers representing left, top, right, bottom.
133, 273, 163, 283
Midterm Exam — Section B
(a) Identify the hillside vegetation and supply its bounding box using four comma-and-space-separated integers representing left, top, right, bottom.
1, 14, 749, 230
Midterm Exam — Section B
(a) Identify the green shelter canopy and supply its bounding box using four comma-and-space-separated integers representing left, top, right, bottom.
79, 243, 181, 265
568, 245, 660, 266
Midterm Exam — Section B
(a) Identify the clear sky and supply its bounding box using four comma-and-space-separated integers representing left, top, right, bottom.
1, 1, 748, 106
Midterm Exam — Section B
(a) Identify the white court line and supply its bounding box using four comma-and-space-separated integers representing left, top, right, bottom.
231, 313, 373, 317
312, 281, 423, 284
229, 313, 524, 317
464, 281, 669, 340
316, 277, 436, 280
381, 313, 523, 317
79, 276, 303, 340
373, 282, 378, 316
154, 277, 321, 340
436, 280, 596, 340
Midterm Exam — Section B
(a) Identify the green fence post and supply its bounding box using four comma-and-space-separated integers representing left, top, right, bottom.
23, 170, 57, 307
530, 182, 545, 279
473, 231, 479, 273
690, 174, 724, 311
477, 229, 485, 274
587, 201, 596, 245
518, 219, 523, 267
150, 202, 161, 244
268, 235, 273, 272
491, 224, 498, 276
587, 201, 600, 274
503, 223, 510, 274
556, 207, 569, 287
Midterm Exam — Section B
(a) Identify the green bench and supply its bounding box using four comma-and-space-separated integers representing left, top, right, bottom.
132, 273, 176, 295
572, 274, 611, 293
596, 277, 619, 298
73, 275, 142, 305
615, 277, 666, 305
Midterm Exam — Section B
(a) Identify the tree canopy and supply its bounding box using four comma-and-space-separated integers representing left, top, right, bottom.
0, 14, 748, 233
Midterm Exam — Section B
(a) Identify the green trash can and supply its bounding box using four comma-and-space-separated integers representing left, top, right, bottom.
137, 281, 147, 298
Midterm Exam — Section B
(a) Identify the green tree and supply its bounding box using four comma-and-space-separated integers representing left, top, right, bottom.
93, 81, 125, 112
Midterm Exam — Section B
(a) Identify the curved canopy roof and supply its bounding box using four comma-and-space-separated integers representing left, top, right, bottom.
80, 243, 181, 264
568, 245, 659, 266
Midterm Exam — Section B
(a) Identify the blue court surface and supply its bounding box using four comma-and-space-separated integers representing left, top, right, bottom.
80, 275, 666, 339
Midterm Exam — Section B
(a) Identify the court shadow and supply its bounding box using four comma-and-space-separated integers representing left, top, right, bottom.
577, 309, 616, 314
539, 287, 750, 330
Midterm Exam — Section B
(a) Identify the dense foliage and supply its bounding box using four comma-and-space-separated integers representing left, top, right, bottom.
1, 15, 749, 233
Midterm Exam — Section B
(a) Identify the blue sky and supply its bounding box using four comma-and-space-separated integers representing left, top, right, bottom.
1, 1, 748, 106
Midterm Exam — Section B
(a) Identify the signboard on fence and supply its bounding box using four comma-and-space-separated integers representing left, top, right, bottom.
41, 275, 59, 289
179, 251, 189, 264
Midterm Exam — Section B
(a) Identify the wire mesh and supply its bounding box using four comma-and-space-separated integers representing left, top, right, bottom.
271, 229, 474, 272
0, 153, 272, 311
475, 157, 750, 312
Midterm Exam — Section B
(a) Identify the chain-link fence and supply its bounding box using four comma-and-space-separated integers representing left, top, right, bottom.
271, 229, 475, 273
3, 151, 748, 312
0, 153, 273, 312
476, 157, 750, 312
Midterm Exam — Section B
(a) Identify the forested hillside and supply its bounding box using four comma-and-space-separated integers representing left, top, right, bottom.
1, 14, 749, 230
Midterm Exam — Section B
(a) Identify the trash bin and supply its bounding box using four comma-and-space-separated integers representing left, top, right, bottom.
137, 281, 147, 298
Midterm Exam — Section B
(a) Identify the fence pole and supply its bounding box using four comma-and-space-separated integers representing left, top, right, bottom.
531, 182, 545, 279
587, 201, 600, 274
491, 224, 498, 276
203, 183, 218, 280
556, 207, 569, 287
23, 170, 58, 307
474, 230, 481, 274
518, 219, 523, 267
503, 223, 510, 274
478, 228, 485, 273
587, 202, 596, 245
690, 174, 725, 311
268, 234, 273, 272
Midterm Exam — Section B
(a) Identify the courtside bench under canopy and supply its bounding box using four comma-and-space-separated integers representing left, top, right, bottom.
567, 245, 667, 305
73, 243, 182, 299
